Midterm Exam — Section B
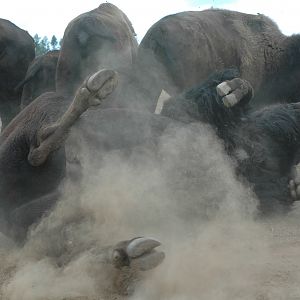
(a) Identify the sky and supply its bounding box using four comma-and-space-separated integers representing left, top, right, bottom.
1, 0, 299, 41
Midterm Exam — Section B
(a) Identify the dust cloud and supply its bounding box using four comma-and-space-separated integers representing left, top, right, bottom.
1, 108, 300, 300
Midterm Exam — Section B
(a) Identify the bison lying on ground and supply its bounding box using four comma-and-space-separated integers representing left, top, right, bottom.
161, 68, 300, 213
0, 4, 165, 295
0, 2, 140, 227
134, 9, 300, 111
0, 69, 165, 296
2, 3, 300, 295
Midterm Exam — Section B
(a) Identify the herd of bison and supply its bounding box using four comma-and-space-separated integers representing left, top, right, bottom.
1, 2, 300, 296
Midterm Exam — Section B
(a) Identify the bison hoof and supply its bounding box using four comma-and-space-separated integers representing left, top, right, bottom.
112, 237, 165, 271
110, 237, 164, 296
289, 164, 300, 201
216, 78, 253, 108
75, 69, 118, 109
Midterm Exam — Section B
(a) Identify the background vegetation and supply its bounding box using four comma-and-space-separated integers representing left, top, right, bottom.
33, 34, 62, 56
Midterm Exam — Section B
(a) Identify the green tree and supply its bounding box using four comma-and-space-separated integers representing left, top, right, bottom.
33, 33, 40, 46
50, 35, 58, 50
33, 34, 61, 56
40, 36, 50, 52
33, 34, 44, 56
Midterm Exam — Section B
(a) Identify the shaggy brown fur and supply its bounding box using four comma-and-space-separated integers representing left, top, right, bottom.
134, 9, 300, 111
56, 3, 138, 97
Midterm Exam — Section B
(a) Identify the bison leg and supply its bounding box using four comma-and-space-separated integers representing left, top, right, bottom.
28, 69, 118, 166
216, 78, 253, 108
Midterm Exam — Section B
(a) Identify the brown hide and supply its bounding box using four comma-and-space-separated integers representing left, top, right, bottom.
18, 50, 59, 109
0, 19, 35, 127
0, 3, 138, 227
56, 3, 138, 97
135, 9, 292, 111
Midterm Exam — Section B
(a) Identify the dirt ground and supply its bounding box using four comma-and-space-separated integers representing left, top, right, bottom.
1, 210, 300, 300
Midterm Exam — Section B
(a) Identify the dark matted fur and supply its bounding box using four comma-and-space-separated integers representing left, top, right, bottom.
162, 69, 300, 214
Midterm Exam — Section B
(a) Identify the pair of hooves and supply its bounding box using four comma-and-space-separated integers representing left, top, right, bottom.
111, 237, 165, 271
75, 69, 118, 109
83, 70, 254, 110
109, 237, 165, 296
83, 69, 255, 108
216, 78, 253, 107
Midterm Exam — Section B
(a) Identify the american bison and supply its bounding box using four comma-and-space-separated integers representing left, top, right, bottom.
56, 2, 138, 98
0, 4, 164, 295
161, 68, 300, 214
134, 9, 300, 111
2, 3, 300, 296
0, 68, 165, 296
0, 3, 139, 224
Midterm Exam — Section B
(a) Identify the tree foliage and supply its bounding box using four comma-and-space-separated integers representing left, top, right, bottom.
50, 35, 58, 50
33, 34, 62, 56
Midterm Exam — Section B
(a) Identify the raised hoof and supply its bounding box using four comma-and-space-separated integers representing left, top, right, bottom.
74, 69, 118, 109
216, 78, 253, 108
216, 81, 232, 97
289, 164, 300, 201
86, 69, 118, 102
27, 69, 118, 167
112, 237, 165, 271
